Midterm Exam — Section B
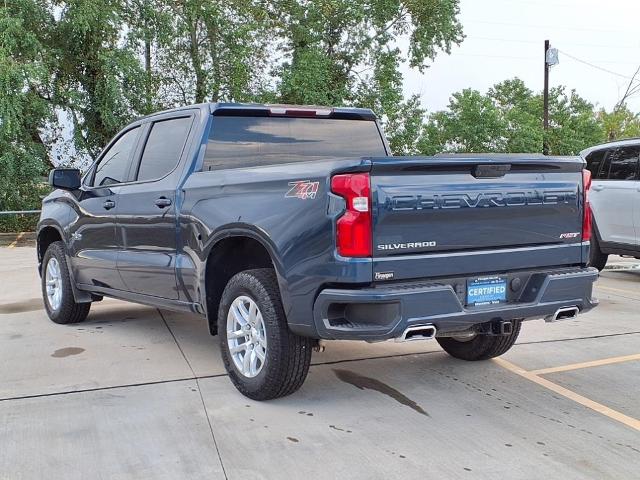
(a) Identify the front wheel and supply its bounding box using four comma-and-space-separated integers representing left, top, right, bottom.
218, 269, 313, 400
41, 241, 91, 324
436, 321, 521, 361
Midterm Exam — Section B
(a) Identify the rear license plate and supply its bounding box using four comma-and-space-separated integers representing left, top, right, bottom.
467, 277, 507, 306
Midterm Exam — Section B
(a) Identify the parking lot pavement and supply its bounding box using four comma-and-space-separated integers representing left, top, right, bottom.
0, 247, 638, 479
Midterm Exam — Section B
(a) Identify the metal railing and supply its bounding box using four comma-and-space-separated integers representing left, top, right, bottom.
0, 210, 41, 216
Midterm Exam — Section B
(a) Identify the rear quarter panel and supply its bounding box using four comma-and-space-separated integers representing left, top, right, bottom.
179, 159, 373, 335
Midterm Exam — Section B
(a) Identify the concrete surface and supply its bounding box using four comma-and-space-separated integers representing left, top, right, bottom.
0, 247, 638, 479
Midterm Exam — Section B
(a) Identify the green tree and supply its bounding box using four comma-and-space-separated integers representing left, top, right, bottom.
53, 0, 149, 158
0, 0, 53, 229
488, 78, 542, 153
421, 88, 506, 153
546, 86, 603, 155
420, 78, 605, 156
124, 0, 174, 114
273, 0, 464, 147
149, 0, 273, 106
354, 50, 427, 154
597, 104, 640, 142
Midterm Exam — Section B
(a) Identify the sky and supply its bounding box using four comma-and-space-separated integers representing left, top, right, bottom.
402, 0, 640, 113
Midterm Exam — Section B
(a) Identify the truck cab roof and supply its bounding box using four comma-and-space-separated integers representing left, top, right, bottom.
136, 102, 377, 122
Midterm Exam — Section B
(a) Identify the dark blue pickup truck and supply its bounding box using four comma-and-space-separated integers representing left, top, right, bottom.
37, 103, 598, 399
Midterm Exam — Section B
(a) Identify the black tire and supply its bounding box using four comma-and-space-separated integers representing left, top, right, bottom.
436, 321, 522, 361
588, 236, 608, 271
218, 268, 313, 400
41, 241, 91, 324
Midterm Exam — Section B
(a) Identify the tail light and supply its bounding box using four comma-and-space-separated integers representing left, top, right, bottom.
331, 173, 372, 257
582, 169, 592, 242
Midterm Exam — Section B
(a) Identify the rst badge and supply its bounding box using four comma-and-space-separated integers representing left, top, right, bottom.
285, 180, 319, 200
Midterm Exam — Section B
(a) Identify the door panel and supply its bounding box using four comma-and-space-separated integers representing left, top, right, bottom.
593, 181, 636, 245
635, 182, 640, 246
116, 115, 194, 299
69, 126, 142, 289
68, 186, 125, 289
589, 146, 638, 245
116, 184, 178, 298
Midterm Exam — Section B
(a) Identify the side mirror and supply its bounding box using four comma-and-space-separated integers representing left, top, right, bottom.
49, 168, 82, 191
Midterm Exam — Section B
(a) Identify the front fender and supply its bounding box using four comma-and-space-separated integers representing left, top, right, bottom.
37, 193, 92, 303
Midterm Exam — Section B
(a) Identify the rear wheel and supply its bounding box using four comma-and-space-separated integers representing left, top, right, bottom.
436, 321, 521, 361
588, 236, 608, 271
218, 269, 313, 400
41, 241, 91, 324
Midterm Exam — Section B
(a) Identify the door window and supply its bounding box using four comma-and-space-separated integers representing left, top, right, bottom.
93, 127, 140, 187
602, 146, 639, 180
585, 149, 607, 179
136, 117, 192, 182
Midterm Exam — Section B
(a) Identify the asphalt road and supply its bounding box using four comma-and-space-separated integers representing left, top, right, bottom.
0, 247, 638, 479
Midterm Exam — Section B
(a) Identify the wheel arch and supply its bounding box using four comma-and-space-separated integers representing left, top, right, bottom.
202, 226, 288, 335
37, 222, 92, 303
37, 223, 65, 269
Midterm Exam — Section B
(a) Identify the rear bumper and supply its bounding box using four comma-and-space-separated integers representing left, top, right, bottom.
312, 267, 599, 341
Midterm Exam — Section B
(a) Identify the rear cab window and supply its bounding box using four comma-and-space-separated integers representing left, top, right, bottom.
203, 115, 386, 170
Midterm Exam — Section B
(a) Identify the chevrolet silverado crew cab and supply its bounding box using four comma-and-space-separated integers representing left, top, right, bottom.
38, 103, 598, 400
581, 139, 640, 270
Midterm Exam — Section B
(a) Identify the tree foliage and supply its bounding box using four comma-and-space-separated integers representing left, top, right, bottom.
0, 0, 53, 217
598, 105, 640, 142
422, 78, 605, 156
1, 0, 463, 168
421, 88, 507, 154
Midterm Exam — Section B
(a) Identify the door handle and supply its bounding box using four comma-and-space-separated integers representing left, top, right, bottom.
592, 185, 604, 192
154, 197, 172, 208
103, 200, 115, 210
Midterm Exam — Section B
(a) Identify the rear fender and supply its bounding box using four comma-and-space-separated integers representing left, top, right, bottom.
199, 225, 290, 317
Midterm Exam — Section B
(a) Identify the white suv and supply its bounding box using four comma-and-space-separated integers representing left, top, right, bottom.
581, 140, 640, 270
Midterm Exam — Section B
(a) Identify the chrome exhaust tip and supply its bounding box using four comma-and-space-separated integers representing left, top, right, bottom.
395, 324, 437, 342
545, 306, 579, 323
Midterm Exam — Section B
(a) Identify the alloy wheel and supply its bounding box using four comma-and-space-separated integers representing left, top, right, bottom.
226, 295, 267, 378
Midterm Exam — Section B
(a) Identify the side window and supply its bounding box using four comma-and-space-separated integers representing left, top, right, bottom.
603, 146, 639, 181
136, 117, 192, 182
93, 127, 140, 187
585, 149, 606, 178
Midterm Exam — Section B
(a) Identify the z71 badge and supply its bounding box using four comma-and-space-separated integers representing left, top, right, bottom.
285, 180, 319, 200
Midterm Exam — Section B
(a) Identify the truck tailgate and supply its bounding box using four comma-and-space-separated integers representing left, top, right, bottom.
370, 155, 587, 280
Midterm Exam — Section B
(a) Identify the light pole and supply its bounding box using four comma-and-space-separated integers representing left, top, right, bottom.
543, 40, 559, 155
543, 40, 550, 155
